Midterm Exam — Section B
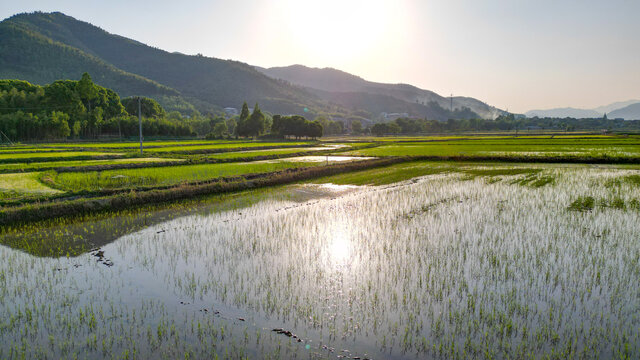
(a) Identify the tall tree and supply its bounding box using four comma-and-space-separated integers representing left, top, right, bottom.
247, 103, 266, 138
77, 72, 97, 113
239, 102, 250, 122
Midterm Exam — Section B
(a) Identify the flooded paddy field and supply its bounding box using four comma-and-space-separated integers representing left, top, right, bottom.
1, 163, 639, 359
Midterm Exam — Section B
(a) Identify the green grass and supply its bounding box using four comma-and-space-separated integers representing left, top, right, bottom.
4, 140, 248, 149
52, 161, 324, 191
0, 151, 122, 161
202, 146, 337, 160
145, 141, 315, 153
0, 172, 61, 197
343, 137, 640, 160
0, 157, 183, 173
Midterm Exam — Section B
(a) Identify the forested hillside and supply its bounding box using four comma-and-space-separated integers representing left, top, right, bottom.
0, 12, 335, 116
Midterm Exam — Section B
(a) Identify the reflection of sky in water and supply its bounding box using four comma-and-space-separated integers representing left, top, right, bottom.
2, 168, 640, 358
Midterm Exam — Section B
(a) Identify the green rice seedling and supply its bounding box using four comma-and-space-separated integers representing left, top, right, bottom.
1, 163, 639, 359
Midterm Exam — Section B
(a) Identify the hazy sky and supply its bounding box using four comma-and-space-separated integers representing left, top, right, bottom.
2, 0, 639, 113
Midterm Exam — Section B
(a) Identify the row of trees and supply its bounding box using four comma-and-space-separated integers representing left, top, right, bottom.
235, 102, 268, 138
206, 103, 324, 139
366, 114, 640, 135
272, 115, 322, 139
0, 74, 233, 140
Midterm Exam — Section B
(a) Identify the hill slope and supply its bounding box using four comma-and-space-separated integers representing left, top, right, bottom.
257, 65, 507, 120
525, 100, 640, 120
609, 103, 640, 120
1, 12, 508, 120
525, 108, 602, 119
0, 17, 179, 99
0, 12, 328, 115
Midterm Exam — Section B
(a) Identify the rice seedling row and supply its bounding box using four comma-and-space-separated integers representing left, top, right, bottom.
1, 164, 639, 358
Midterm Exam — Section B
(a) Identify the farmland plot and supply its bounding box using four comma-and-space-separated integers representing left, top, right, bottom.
0, 165, 639, 359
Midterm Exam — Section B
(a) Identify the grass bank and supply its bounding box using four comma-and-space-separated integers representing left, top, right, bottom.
0, 157, 408, 226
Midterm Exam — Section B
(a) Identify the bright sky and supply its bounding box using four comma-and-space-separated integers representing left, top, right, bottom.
2, 0, 639, 113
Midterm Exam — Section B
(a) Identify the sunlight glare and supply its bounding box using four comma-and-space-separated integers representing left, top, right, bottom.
325, 221, 352, 266
281, 0, 396, 65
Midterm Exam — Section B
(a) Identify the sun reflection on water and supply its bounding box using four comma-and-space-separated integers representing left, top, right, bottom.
325, 221, 353, 267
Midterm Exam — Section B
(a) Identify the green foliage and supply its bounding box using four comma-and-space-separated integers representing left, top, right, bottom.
315, 116, 344, 135
352, 120, 363, 134
271, 115, 322, 139
371, 122, 401, 136
568, 196, 595, 211
206, 122, 229, 139
0, 75, 214, 139
52, 161, 319, 191
122, 97, 166, 118
236, 103, 267, 138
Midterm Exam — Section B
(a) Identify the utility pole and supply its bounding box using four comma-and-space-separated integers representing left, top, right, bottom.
450, 94, 453, 112
138, 97, 143, 155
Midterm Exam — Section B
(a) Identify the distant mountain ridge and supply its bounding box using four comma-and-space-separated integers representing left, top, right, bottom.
609, 103, 640, 120
1, 11, 507, 120
526, 100, 640, 120
257, 65, 508, 120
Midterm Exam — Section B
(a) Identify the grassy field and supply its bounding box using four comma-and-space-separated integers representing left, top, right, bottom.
202, 146, 339, 160
343, 136, 640, 159
50, 161, 324, 191
0, 134, 638, 212
145, 141, 315, 153
3, 139, 247, 149
0, 172, 62, 199
0, 151, 124, 161
0, 157, 183, 173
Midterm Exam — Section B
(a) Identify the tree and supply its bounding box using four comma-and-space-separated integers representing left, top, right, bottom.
351, 120, 363, 134
210, 122, 228, 138
225, 118, 237, 135
239, 102, 250, 122
308, 120, 323, 139
246, 103, 266, 138
371, 122, 400, 136
122, 97, 165, 118
77, 72, 97, 113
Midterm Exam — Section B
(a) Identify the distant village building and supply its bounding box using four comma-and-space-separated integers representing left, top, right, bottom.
224, 107, 238, 118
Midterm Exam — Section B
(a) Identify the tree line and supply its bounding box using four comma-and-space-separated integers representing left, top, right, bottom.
367, 114, 640, 135
0, 74, 230, 141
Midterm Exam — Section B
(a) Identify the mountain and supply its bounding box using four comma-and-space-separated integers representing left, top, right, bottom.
525, 108, 602, 119
609, 103, 640, 120
0, 12, 329, 115
525, 100, 640, 119
593, 100, 640, 114
1, 11, 507, 120
257, 65, 508, 120
0, 15, 179, 98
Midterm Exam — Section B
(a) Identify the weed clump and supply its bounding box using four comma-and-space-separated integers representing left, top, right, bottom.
568, 196, 595, 211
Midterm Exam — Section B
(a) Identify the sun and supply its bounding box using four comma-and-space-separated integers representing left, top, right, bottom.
280, 0, 394, 65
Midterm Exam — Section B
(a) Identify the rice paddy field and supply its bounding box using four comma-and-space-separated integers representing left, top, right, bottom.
51, 160, 325, 191
342, 136, 640, 160
1, 135, 640, 359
